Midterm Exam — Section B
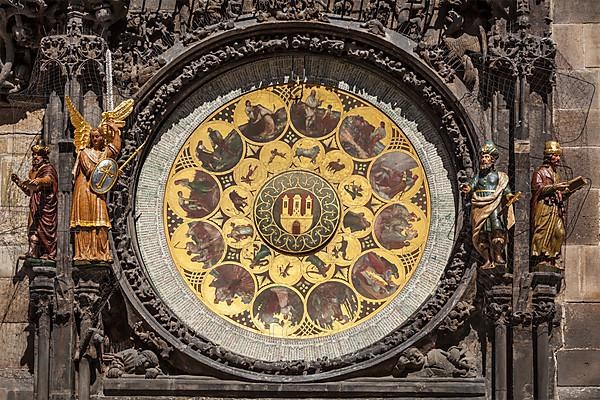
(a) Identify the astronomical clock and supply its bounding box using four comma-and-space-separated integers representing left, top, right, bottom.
131, 52, 462, 375
161, 84, 431, 339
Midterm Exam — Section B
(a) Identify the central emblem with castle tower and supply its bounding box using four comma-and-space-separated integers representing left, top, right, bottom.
279, 192, 315, 234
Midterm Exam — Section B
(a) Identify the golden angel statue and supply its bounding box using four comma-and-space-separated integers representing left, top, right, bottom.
66, 96, 134, 263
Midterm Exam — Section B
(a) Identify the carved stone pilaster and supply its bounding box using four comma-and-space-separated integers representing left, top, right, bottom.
531, 271, 561, 400
27, 263, 56, 400
532, 297, 557, 326
483, 281, 512, 400
484, 283, 513, 327
29, 264, 56, 318
73, 264, 112, 400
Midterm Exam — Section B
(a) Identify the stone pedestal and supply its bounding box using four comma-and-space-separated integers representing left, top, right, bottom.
482, 275, 512, 400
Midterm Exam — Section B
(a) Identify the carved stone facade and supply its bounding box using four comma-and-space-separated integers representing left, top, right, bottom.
0, 0, 598, 399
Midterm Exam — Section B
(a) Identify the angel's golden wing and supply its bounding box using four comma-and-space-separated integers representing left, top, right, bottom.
98, 99, 134, 141
65, 96, 92, 152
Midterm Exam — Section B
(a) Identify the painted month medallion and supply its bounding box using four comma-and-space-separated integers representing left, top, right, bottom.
254, 170, 341, 254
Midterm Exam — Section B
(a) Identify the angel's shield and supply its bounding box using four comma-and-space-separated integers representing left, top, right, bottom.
90, 158, 119, 194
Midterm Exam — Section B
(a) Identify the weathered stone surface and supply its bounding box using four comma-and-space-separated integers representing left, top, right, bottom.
561, 146, 600, 189
0, 110, 44, 135
557, 350, 600, 386
0, 376, 33, 400
583, 25, 600, 68
0, 278, 29, 323
0, 323, 29, 369
564, 303, 600, 348
553, 24, 585, 69
554, 110, 600, 147
564, 245, 600, 301
566, 188, 599, 245
0, 245, 28, 279
0, 155, 30, 208
554, 70, 599, 110
557, 386, 600, 400
553, 0, 600, 24
102, 377, 487, 399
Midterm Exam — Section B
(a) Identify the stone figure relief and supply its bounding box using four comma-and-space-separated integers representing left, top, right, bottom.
105, 348, 162, 379
460, 141, 518, 270
392, 343, 478, 378
10, 143, 59, 261
66, 96, 134, 263
530, 141, 586, 271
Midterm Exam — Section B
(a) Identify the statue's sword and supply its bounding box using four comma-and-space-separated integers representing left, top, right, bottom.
105, 49, 114, 111
501, 191, 522, 212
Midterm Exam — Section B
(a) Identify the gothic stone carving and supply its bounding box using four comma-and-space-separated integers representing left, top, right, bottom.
483, 283, 512, 326
255, 0, 328, 22
38, 18, 107, 81
438, 301, 475, 333
105, 348, 162, 379
133, 322, 173, 360
0, 0, 127, 99
392, 342, 477, 378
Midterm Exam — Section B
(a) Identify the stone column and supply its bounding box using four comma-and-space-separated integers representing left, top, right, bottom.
484, 281, 512, 400
532, 272, 561, 400
73, 265, 111, 400
28, 263, 56, 400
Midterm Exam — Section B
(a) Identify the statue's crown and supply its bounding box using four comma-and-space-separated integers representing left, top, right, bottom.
480, 140, 499, 159
31, 143, 50, 156
543, 140, 561, 155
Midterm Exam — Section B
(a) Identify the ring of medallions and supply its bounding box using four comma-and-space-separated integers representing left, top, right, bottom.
163, 84, 431, 339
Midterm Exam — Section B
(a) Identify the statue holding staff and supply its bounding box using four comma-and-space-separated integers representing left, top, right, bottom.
10, 144, 58, 260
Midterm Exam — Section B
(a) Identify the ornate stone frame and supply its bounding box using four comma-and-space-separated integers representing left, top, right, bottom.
108, 21, 479, 382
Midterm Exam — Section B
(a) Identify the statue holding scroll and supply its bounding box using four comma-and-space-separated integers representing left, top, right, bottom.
66, 97, 134, 263
531, 141, 585, 270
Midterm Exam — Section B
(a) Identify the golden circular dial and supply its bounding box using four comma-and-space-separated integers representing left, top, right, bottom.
163, 84, 431, 339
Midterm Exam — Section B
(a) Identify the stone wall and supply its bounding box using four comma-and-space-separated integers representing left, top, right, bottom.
552, 0, 600, 398
0, 110, 42, 398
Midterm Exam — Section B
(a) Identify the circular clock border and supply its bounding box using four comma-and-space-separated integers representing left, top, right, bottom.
123, 24, 478, 382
